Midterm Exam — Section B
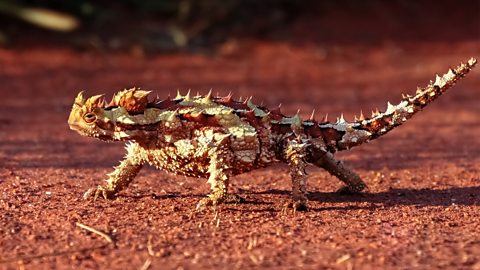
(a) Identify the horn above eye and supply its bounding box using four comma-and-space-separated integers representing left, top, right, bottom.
75, 91, 85, 105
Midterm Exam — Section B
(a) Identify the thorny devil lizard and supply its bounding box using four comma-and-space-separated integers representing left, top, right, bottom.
68, 58, 477, 211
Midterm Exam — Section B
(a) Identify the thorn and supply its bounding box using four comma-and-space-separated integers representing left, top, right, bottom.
291, 113, 302, 128
98, 98, 106, 108
107, 95, 116, 107
203, 89, 213, 103
175, 90, 182, 99
467, 57, 477, 66
386, 102, 395, 114
337, 113, 346, 123
446, 68, 456, 79
185, 89, 191, 100
167, 112, 177, 122
131, 90, 151, 105
309, 109, 316, 121
86, 94, 105, 109
247, 98, 255, 108
359, 110, 365, 120
74, 91, 85, 106
224, 93, 233, 102
434, 74, 444, 87
322, 113, 328, 122
416, 87, 423, 95
154, 94, 162, 103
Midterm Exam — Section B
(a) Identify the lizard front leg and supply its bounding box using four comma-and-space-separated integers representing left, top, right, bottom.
196, 144, 235, 210
284, 139, 309, 211
309, 147, 367, 194
84, 142, 145, 200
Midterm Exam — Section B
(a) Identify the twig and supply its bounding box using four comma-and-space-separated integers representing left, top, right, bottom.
147, 236, 156, 257
139, 258, 152, 270
0, 222, 113, 264
76, 222, 113, 244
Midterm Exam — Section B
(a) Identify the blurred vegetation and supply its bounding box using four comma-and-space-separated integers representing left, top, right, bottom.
0, 1, 79, 31
0, 0, 303, 51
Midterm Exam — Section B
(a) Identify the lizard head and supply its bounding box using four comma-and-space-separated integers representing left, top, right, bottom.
69, 89, 247, 144
68, 89, 161, 143
68, 91, 117, 141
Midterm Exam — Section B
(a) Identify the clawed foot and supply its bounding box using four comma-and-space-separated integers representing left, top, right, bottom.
283, 199, 308, 212
83, 185, 115, 200
336, 183, 368, 195
196, 197, 221, 211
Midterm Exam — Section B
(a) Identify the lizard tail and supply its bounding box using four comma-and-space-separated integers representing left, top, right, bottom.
315, 58, 477, 152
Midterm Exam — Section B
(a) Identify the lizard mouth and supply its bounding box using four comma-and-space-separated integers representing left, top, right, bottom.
68, 123, 83, 133
68, 123, 115, 141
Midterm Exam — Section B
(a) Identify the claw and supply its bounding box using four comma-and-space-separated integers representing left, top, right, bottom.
196, 197, 215, 211
83, 188, 95, 200
83, 185, 115, 201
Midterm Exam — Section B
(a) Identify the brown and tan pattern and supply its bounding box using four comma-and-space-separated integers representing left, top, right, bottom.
68, 58, 477, 210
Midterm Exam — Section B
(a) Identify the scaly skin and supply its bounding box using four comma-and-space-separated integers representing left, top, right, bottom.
68, 58, 477, 211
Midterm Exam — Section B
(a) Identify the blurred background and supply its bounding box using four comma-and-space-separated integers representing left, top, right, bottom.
0, 0, 478, 53
0, 0, 478, 114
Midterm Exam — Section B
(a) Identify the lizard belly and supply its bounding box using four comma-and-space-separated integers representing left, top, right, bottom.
142, 131, 277, 177
144, 145, 211, 178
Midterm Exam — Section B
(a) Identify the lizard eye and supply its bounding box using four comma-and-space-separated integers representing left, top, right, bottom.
83, 112, 97, 123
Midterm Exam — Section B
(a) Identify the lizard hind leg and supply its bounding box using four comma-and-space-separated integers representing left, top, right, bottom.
309, 148, 367, 194
284, 139, 310, 211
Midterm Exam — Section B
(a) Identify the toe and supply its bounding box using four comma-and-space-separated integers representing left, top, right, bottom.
83, 188, 95, 200
196, 198, 214, 211
84, 186, 115, 201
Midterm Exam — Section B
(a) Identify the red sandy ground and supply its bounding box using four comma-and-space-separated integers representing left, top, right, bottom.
1, 2, 479, 269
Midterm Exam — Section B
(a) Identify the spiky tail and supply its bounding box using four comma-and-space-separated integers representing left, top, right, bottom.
319, 58, 477, 151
